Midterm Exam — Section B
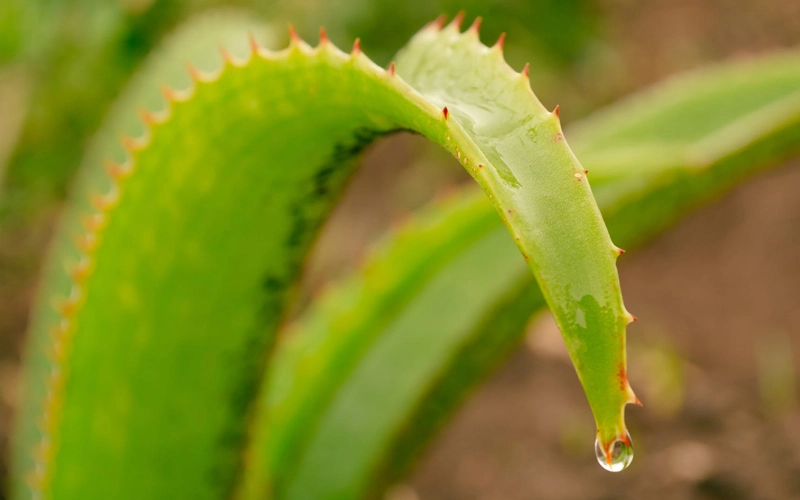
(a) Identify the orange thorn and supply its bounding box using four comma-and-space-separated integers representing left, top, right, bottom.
161, 85, 178, 102
248, 31, 260, 55
522, 63, 530, 78
120, 135, 138, 152
119, 135, 141, 153
68, 258, 92, 281
630, 314, 638, 323
90, 191, 118, 211
494, 32, 506, 50
104, 160, 125, 179
352, 38, 361, 54
139, 109, 158, 126
388, 61, 395, 76
54, 297, 78, 317
74, 233, 97, 253
186, 62, 203, 81
432, 14, 447, 30
319, 26, 328, 44
288, 24, 299, 42
469, 16, 483, 33
219, 44, 235, 65
617, 247, 626, 255
442, 106, 449, 120
584, 169, 589, 175
451, 11, 465, 29
81, 212, 105, 231
553, 105, 560, 118
632, 395, 643, 407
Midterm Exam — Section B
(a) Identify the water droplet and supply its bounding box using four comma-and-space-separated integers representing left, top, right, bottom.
594, 432, 633, 472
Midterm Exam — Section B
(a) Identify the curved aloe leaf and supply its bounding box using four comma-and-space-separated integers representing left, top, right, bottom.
258, 50, 800, 498
14, 16, 629, 500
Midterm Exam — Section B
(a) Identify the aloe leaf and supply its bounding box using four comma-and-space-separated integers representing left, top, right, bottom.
259, 50, 800, 498
14, 16, 628, 500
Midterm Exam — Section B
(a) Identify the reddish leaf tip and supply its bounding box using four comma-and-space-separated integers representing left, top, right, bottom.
442, 106, 449, 120
388, 61, 396, 76
219, 44, 235, 65
138, 109, 156, 125
469, 16, 483, 33
319, 26, 328, 44
120, 135, 138, 151
161, 85, 177, 101
352, 38, 361, 54
186, 62, 203, 81
451, 11, 466, 29
494, 32, 506, 50
104, 160, 125, 179
521, 62, 530, 78
288, 24, 299, 42
248, 32, 260, 55
552, 104, 560, 118
81, 213, 105, 232
432, 14, 447, 30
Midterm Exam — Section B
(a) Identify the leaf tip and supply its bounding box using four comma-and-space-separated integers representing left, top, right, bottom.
103, 160, 126, 180
319, 26, 329, 45
429, 14, 447, 31
66, 256, 92, 281
120, 135, 139, 152
494, 32, 506, 51
248, 31, 261, 56
468, 16, 483, 34
288, 23, 300, 43
450, 11, 466, 30
521, 62, 530, 78
219, 44, 235, 65
387, 61, 395, 76
137, 108, 157, 126
552, 104, 560, 118
186, 61, 203, 81
73, 233, 98, 254
160, 84, 177, 102
352, 37, 361, 55
90, 187, 120, 212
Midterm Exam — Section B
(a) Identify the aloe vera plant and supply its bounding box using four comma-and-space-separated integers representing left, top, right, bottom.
13, 15, 634, 500
9, 11, 800, 500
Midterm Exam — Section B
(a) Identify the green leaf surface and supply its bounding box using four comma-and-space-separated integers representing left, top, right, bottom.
14, 16, 626, 500
260, 49, 800, 499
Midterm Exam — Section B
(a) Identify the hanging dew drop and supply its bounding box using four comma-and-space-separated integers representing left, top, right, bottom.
594, 431, 634, 472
